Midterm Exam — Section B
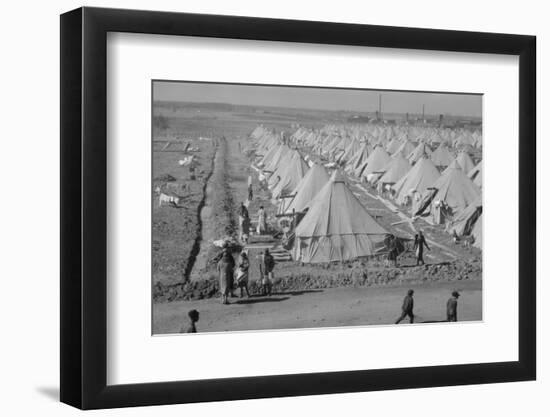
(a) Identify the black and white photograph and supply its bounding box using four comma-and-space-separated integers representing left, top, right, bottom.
152, 81, 483, 334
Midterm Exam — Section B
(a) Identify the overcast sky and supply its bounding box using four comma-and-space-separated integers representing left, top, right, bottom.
153, 81, 482, 117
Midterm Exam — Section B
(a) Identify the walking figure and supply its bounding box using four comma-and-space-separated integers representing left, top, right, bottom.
446, 291, 460, 322
414, 231, 431, 266
395, 289, 415, 324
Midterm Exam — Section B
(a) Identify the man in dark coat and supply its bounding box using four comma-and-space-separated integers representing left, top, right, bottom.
447, 291, 460, 322
395, 289, 415, 324
238, 202, 249, 220
414, 231, 431, 266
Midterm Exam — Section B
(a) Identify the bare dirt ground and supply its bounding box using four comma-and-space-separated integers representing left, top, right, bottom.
152, 137, 215, 286
152, 102, 482, 332
153, 279, 481, 334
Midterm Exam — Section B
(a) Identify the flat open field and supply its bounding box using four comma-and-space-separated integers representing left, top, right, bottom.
152, 101, 482, 332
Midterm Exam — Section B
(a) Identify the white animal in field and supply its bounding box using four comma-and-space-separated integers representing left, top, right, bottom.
158, 193, 180, 207
178, 156, 194, 166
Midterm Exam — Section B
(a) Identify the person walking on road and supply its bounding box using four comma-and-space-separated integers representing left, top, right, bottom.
414, 231, 431, 266
446, 291, 460, 322
395, 289, 415, 324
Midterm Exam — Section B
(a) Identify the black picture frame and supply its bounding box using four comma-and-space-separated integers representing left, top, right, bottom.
60, 6, 536, 410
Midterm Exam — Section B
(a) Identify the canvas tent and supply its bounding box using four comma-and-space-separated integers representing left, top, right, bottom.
392, 156, 441, 205
446, 196, 482, 236
282, 163, 330, 214
407, 143, 432, 165
378, 153, 412, 185
359, 146, 391, 181
455, 151, 475, 173
430, 143, 455, 169
269, 150, 309, 199
392, 140, 415, 158
468, 161, 482, 188
471, 214, 482, 249
294, 171, 388, 263
418, 160, 480, 216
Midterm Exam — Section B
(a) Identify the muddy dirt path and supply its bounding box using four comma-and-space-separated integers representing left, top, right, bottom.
189, 145, 219, 281
190, 137, 250, 280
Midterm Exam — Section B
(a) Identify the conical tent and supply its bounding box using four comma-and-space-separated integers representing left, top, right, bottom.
360, 146, 391, 179
283, 163, 330, 214
378, 153, 412, 185
294, 171, 388, 263
392, 156, 441, 205
471, 214, 482, 249
346, 143, 370, 177
407, 142, 432, 165
468, 161, 482, 188
258, 142, 281, 166
427, 160, 481, 214
270, 150, 309, 199
338, 139, 361, 164
386, 138, 402, 154
430, 143, 455, 169
263, 144, 291, 172
392, 140, 415, 158
455, 151, 475, 173
446, 196, 482, 236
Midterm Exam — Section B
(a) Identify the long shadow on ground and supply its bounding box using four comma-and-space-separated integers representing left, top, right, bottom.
272, 290, 324, 297
235, 296, 290, 304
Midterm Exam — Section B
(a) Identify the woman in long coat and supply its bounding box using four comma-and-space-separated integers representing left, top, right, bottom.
217, 248, 235, 304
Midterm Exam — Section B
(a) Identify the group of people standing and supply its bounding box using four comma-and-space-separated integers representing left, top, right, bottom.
217, 246, 276, 305
238, 201, 268, 244
395, 289, 461, 324
387, 230, 431, 268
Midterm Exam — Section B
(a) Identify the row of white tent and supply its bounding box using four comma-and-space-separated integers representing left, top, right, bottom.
249, 124, 482, 262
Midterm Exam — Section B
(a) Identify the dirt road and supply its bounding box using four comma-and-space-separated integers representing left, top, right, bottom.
153, 279, 481, 334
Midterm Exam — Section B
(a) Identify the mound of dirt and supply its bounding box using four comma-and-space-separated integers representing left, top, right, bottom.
153, 257, 482, 303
